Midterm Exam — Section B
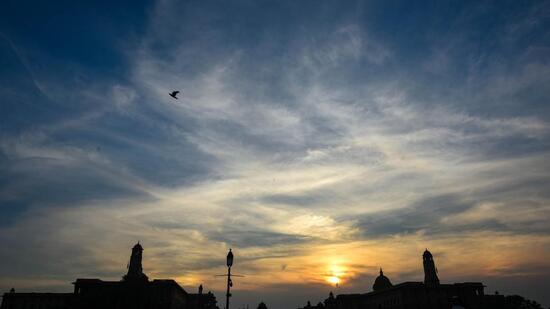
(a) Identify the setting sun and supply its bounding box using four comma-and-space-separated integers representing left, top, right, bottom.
325, 264, 346, 286
327, 276, 340, 285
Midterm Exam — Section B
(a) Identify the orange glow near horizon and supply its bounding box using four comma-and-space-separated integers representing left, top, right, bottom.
324, 263, 346, 286
327, 276, 340, 285
3, 232, 550, 297
155, 232, 550, 293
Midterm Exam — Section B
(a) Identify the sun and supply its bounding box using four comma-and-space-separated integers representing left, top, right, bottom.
327, 276, 340, 285
324, 263, 346, 286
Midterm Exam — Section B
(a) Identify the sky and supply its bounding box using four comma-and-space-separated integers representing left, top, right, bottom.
1, 0, 550, 308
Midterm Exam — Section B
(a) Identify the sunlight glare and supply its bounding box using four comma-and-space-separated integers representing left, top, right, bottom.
327, 276, 340, 285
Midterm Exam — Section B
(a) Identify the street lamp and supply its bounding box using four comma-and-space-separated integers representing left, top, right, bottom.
227, 248, 233, 267
225, 249, 233, 309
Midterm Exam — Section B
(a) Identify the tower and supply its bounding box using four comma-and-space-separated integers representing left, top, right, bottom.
423, 249, 439, 287
123, 242, 149, 282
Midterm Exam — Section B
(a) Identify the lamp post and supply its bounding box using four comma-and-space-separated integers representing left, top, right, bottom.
225, 249, 234, 309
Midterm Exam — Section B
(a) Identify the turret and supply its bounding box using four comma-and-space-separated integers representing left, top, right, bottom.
123, 242, 149, 282
423, 249, 439, 287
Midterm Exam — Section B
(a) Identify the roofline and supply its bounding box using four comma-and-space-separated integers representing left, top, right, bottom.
73, 278, 188, 294
336, 281, 485, 298
2, 293, 74, 297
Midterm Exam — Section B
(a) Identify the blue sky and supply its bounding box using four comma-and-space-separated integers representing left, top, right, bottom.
1, 1, 550, 308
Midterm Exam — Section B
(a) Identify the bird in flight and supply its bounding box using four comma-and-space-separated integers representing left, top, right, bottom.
169, 91, 180, 99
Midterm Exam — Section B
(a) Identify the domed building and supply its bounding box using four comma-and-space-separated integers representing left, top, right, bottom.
372, 268, 393, 291
304, 249, 495, 309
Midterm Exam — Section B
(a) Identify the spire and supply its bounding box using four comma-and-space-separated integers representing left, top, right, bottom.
123, 242, 149, 282
423, 248, 440, 287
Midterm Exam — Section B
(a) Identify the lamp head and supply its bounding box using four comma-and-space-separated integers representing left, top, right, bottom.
227, 248, 234, 267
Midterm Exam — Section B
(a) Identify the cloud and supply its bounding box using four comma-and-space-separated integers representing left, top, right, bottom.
355, 194, 475, 237
111, 85, 138, 112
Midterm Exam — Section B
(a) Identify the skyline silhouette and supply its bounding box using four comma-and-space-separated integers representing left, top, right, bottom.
1, 243, 546, 309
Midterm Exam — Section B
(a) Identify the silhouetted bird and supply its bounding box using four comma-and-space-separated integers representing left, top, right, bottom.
169, 91, 180, 99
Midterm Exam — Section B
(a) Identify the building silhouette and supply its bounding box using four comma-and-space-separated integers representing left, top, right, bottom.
122, 242, 149, 283
423, 249, 440, 288
298, 249, 534, 309
2, 246, 545, 309
372, 269, 392, 291
1, 243, 219, 309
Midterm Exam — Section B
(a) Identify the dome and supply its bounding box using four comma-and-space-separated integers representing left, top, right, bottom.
372, 268, 393, 291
